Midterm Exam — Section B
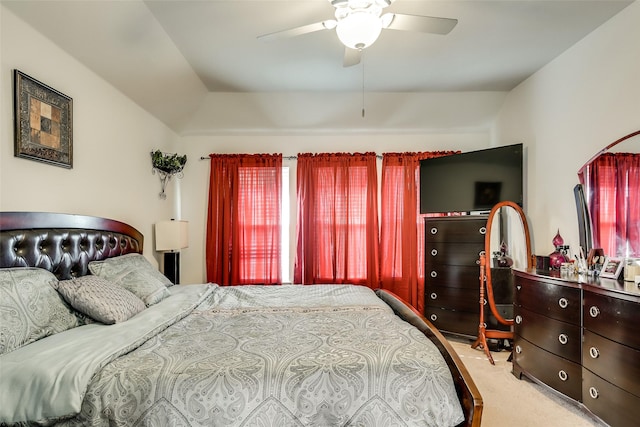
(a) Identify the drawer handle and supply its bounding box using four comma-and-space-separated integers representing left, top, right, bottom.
430, 292, 437, 300
430, 271, 438, 278
558, 298, 568, 309
431, 249, 438, 256
516, 285, 522, 291
515, 315, 523, 324
515, 345, 522, 354
479, 226, 486, 235
558, 370, 568, 382
589, 306, 600, 318
589, 347, 600, 359
589, 386, 599, 399
430, 227, 438, 235
430, 314, 438, 322
558, 334, 568, 345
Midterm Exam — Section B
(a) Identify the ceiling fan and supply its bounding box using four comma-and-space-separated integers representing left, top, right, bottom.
257, 0, 458, 67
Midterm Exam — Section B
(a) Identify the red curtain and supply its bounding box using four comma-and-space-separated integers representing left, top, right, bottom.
294, 152, 379, 288
582, 153, 640, 257
206, 154, 282, 285
379, 151, 459, 311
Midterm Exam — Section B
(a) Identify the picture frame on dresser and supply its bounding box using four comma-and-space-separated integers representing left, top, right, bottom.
13, 70, 73, 169
600, 257, 624, 279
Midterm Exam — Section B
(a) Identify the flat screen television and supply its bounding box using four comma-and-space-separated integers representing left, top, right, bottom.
419, 143, 523, 214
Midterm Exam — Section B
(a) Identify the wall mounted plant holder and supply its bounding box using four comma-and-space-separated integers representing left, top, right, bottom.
151, 150, 187, 199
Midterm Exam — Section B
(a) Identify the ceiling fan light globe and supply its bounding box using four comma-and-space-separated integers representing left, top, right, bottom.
336, 11, 382, 50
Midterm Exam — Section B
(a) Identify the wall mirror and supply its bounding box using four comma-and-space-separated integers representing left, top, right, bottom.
473, 201, 533, 364
578, 130, 640, 259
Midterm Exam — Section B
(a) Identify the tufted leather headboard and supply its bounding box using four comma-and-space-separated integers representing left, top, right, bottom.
0, 212, 143, 280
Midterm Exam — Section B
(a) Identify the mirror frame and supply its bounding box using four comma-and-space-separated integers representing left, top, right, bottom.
577, 129, 640, 257
472, 201, 533, 364
484, 201, 534, 325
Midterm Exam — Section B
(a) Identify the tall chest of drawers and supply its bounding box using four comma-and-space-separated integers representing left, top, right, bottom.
424, 216, 513, 338
512, 269, 640, 426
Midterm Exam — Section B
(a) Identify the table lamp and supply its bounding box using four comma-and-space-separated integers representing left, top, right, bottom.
155, 219, 188, 284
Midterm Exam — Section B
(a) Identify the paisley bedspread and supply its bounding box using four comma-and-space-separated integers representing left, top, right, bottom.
26, 285, 465, 426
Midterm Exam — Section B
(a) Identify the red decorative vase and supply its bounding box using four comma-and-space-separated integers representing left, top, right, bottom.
549, 230, 569, 270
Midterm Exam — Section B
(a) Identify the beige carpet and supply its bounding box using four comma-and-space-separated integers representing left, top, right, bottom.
447, 337, 602, 426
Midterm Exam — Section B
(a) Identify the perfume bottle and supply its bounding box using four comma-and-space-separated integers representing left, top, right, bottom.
549, 230, 569, 270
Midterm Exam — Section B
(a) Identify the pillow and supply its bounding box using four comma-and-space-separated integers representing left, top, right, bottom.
56, 276, 146, 324
88, 254, 171, 306
0, 268, 79, 355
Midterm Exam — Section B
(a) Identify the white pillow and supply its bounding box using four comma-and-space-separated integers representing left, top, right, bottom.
0, 268, 79, 355
88, 254, 171, 306
56, 276, 146, 324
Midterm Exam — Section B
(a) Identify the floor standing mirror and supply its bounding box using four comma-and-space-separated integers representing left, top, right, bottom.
472, 201, 533, 364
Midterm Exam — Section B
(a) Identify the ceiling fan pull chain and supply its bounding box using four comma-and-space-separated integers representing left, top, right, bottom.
362, 52, 365, 118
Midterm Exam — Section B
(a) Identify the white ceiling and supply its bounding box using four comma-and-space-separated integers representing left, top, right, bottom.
3, 0, 634, 134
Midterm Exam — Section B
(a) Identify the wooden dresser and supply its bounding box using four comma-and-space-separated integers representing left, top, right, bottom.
424, 216, 513, 338
513, 269, 640, 426
512, 272, 582, 400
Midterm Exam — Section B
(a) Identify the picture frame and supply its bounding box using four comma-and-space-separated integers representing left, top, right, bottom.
600, 257, 624, 279
14, 70, 73, 168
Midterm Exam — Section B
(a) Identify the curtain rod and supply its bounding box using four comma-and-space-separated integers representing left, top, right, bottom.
200, 154, 384, 160
577, 129, 640, 177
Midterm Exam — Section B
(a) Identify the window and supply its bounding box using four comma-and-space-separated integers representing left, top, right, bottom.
206, 154, 282, 285
281, 167, 290, 283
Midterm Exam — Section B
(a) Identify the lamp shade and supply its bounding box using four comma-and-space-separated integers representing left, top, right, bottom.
336, 10, 383, 50
155, 220, 189, 251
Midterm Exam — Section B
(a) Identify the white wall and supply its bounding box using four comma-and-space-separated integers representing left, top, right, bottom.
5, 2, 638, 282
494, 1, 640, 257
0, 6, 179, 264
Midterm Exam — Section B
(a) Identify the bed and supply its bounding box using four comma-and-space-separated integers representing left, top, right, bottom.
0, 211, 482, 426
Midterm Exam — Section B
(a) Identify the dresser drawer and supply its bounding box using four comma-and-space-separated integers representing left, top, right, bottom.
425, 285, 479, 312
514, 276, 581, 324
425, 218, 487, 243
583, 369, 640, 427
583, 330, 640, 398
513, 336, 581, 401
425, 242, 484, 266
490, 267, 514, 303
515, 306, 581, 363
583, 291, 640, 350
424, 265, 479, 289
423, 306, 479, 337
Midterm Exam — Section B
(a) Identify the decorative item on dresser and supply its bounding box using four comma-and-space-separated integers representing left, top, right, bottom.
423, 215, 514, 339
512, 269, 640, 426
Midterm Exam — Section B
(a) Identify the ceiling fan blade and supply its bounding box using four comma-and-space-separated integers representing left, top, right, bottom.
384, 13, 458, 35
343, 48, 361, 67
257, 20, 337, 42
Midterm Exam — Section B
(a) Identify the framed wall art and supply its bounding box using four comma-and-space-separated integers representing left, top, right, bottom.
14, 70, 73, 168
